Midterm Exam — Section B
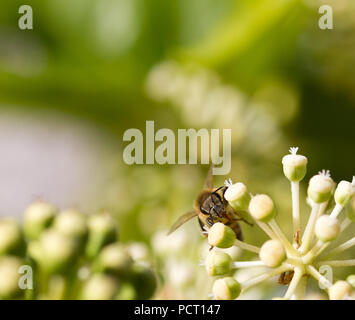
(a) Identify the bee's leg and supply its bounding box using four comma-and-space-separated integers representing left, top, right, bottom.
198, 218, 208, 237
206, 216, 214, 226
235, 216, 253, 227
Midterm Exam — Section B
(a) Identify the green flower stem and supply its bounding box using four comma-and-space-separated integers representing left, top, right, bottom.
292, 276, 308, 300
233, 261, 266, 268
284, 267, 304, 299
340, 217, 352, 232
255, 220, 277, 240
322, 236, 355, 259
241, 264, 291, 291
234, 239, 260, 254
330, 203, 344, 219
268, 219, 298, 256
316, 259, 355, 267
317, 201, 329, 218
300, 203, 320, 253
306, 265, 332, 289
291, 182, 300, 239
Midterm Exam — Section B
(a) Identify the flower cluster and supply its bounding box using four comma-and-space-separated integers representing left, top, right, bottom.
0, 202, 157, 300
204, 147, 355, 300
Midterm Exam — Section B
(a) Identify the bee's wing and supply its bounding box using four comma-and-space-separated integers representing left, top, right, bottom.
203, 164, 214, 189
167, 210, 198, 235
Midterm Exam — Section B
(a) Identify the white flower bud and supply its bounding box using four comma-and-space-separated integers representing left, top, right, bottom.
347, 275, 355, 288
127, 242, 149, 261
23, 201, 57, 240
212, 277, 241, 300
53, 209, 87, 240
0, 219, 24, 255
208, 223, 236, 248
98, 243, 133, 275
248, 194, 275, 222
37, 229, 77, 274
282, 147, 307, 182
0, 257, 23, 299
307, 171, 335, 204
224, 182, 251, 211
259, 239, 286, 267
81, 274, 118, 300
328, 281, 353, 300
334, 180, 353, 206
205, 250, 232, 276
315, 215, 340, 242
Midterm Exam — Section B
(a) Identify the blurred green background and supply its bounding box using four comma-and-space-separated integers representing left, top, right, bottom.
0, 0, 354, 299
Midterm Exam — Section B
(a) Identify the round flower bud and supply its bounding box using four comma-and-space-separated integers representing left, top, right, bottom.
0, 219, 24, 256
0, 256, 23, 299
53, 209, 87, 244
97, 243, 133, 275
212, 277, 241, 300
208, 223, 236, 248
23, 201, 57, 240
259, 239, 286, 267
248, 194, 275, 222
37, 229, 77, 274
224, 182, 251, 211
81, 274, 118, 300
335, 181, 353, 206
282, 148, 308, 182
307, 173, 335, 204
315, 215, 340, 242
205, 250, 232, 276
85, 212, 118, 259
328, 281, 353, 300
346, 275, 355, 288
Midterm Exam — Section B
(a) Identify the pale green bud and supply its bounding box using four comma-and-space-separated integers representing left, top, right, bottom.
248, 194, 275, 222
86, 212, 118, 259
208, 223, 236, 248
212, 277, 241, 300
334, 180, 353, 206
0, 256, 23, 299
328, 281, 353, 300
36, 229, 77, 274
23, 201, 57, 240
0, 219, 24, 256
282, 147, 307, 182
97, 243, 133, 275
53, 209, 87, 247
224, 182, 251, 211
307, 172, 335, 204
205, 250, 232, 276
347, 275, 355, 288
259, 240, 286, 267
315, 215, 340, 242
81, 274, 118, 300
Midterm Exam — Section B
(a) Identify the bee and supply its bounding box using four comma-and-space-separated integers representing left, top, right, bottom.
168, 165, 251, 241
